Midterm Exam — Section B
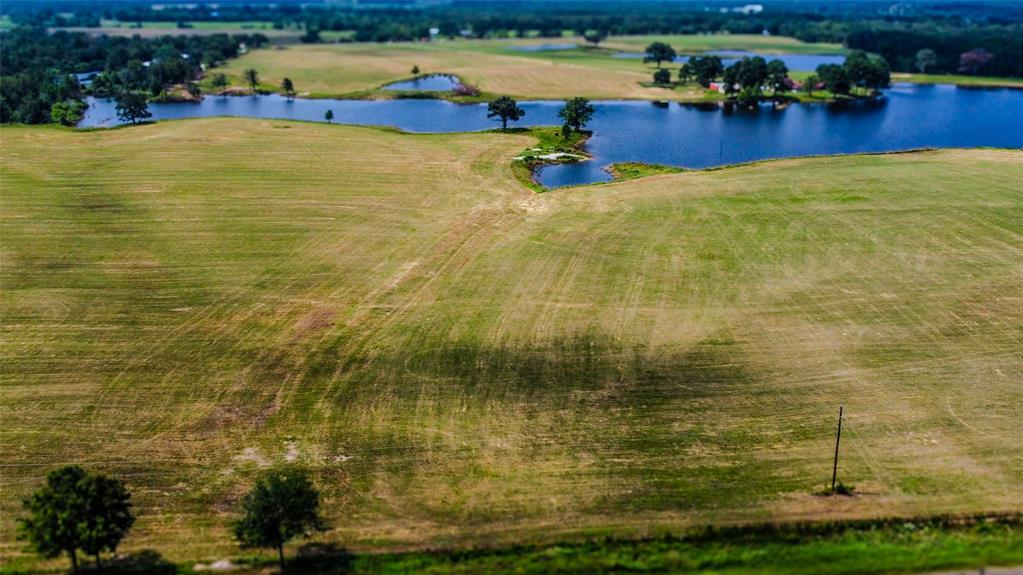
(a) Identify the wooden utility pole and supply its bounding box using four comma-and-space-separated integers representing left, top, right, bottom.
831, 405, 844, 493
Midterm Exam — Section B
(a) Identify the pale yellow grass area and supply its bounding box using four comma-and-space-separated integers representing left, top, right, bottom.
1, 121, 1021, 563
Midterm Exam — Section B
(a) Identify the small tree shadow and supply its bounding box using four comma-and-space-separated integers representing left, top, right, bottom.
286, 542, 354, 574
99, 550, 176, 575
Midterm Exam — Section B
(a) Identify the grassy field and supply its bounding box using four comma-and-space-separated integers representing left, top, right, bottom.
215, 41, 697, 100
212, 35, 844, 100
599, 34, 845, 54
212, 36, 1019, 101
891, 72, 1023, 89
52, 22, 302, 40
1, 120, 1022, 570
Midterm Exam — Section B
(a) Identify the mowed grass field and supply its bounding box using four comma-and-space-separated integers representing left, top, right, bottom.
1, 120, 1022, 567
217, 41, 694, 100
216, 34, 839, 100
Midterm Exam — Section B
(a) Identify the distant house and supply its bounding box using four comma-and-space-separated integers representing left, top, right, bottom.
708, 82, 728, 94
74, 71, 100, 87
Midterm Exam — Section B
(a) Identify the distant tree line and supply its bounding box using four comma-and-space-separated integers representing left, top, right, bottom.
665, 46, 890, 101
6, 0, 1022, 70
845, 25, 1023, 77
0, 27, 268, 124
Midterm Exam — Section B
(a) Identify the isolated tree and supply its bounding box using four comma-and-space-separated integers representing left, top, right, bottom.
233, 468, 327, 569
301, 26, 321, 44
583, 30, 606, 47
653, 67, 671, 86
958, 48, 993, 75
766, 59, 790, 94
915, 48, 937, 74
558, 97, 595, 132
185, 82, 202, 100
244, 68, 260, 93
18, 466, 134, 574
281, 77, 295, 100
802, 73, 819, 96
487, 96, 525, 130
114, 92, 152, 124
411, 64, 420, 76
50, 100, 86, 126
643, 42, 676, 68
324, 109, 334, 123
211, 73, 229, 96
79, 473, 134, 570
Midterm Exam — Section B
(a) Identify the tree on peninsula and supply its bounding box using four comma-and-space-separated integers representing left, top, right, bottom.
487, 96, 525, 130
558, 97, 595, 132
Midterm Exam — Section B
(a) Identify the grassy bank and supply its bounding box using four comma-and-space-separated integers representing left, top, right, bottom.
4, 515, 1021, 574
892, 72, 1023, 89
2, 120, 1021, 567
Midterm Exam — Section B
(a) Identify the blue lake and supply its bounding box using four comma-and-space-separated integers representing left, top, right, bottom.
511, 43, 579, 52
80, 83, 1023, 188
382, 74, 460, 91
613, 50, 846, 72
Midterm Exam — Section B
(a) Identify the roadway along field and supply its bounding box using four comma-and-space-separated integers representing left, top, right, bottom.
1, 120, 1021, 566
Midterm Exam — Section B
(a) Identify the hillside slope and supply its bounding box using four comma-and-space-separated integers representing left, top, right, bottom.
1, 120, 1021, 562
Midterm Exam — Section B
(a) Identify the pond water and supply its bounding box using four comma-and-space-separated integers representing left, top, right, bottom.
382, 74, 460, 91
80, 83, 1023, 188
511, 43, 579, 52
613, 50, 846, 71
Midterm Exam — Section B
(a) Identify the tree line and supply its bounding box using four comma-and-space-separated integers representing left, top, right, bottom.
18, 465, 325, 573
6, 0, 1022, 74
0, 27, 268, 124
645, 42, 891, 101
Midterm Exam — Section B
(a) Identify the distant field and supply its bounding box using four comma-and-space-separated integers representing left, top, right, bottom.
97, 20, 281, 30
600, 33, 846, 54
52, 22, 302, 39
212, 36, 1015, 100
216, 41, 702, 100
892, 72, 1023, 89
2, 119, 1021, 568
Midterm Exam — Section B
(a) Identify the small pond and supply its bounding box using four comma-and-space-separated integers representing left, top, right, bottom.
511, 43, 579, 52
79, 83, 1023, 188
613, 50, 846, 72
382, 74, 460, 91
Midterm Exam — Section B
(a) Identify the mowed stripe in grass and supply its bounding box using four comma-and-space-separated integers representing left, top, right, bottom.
1, 121, 1021, 563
